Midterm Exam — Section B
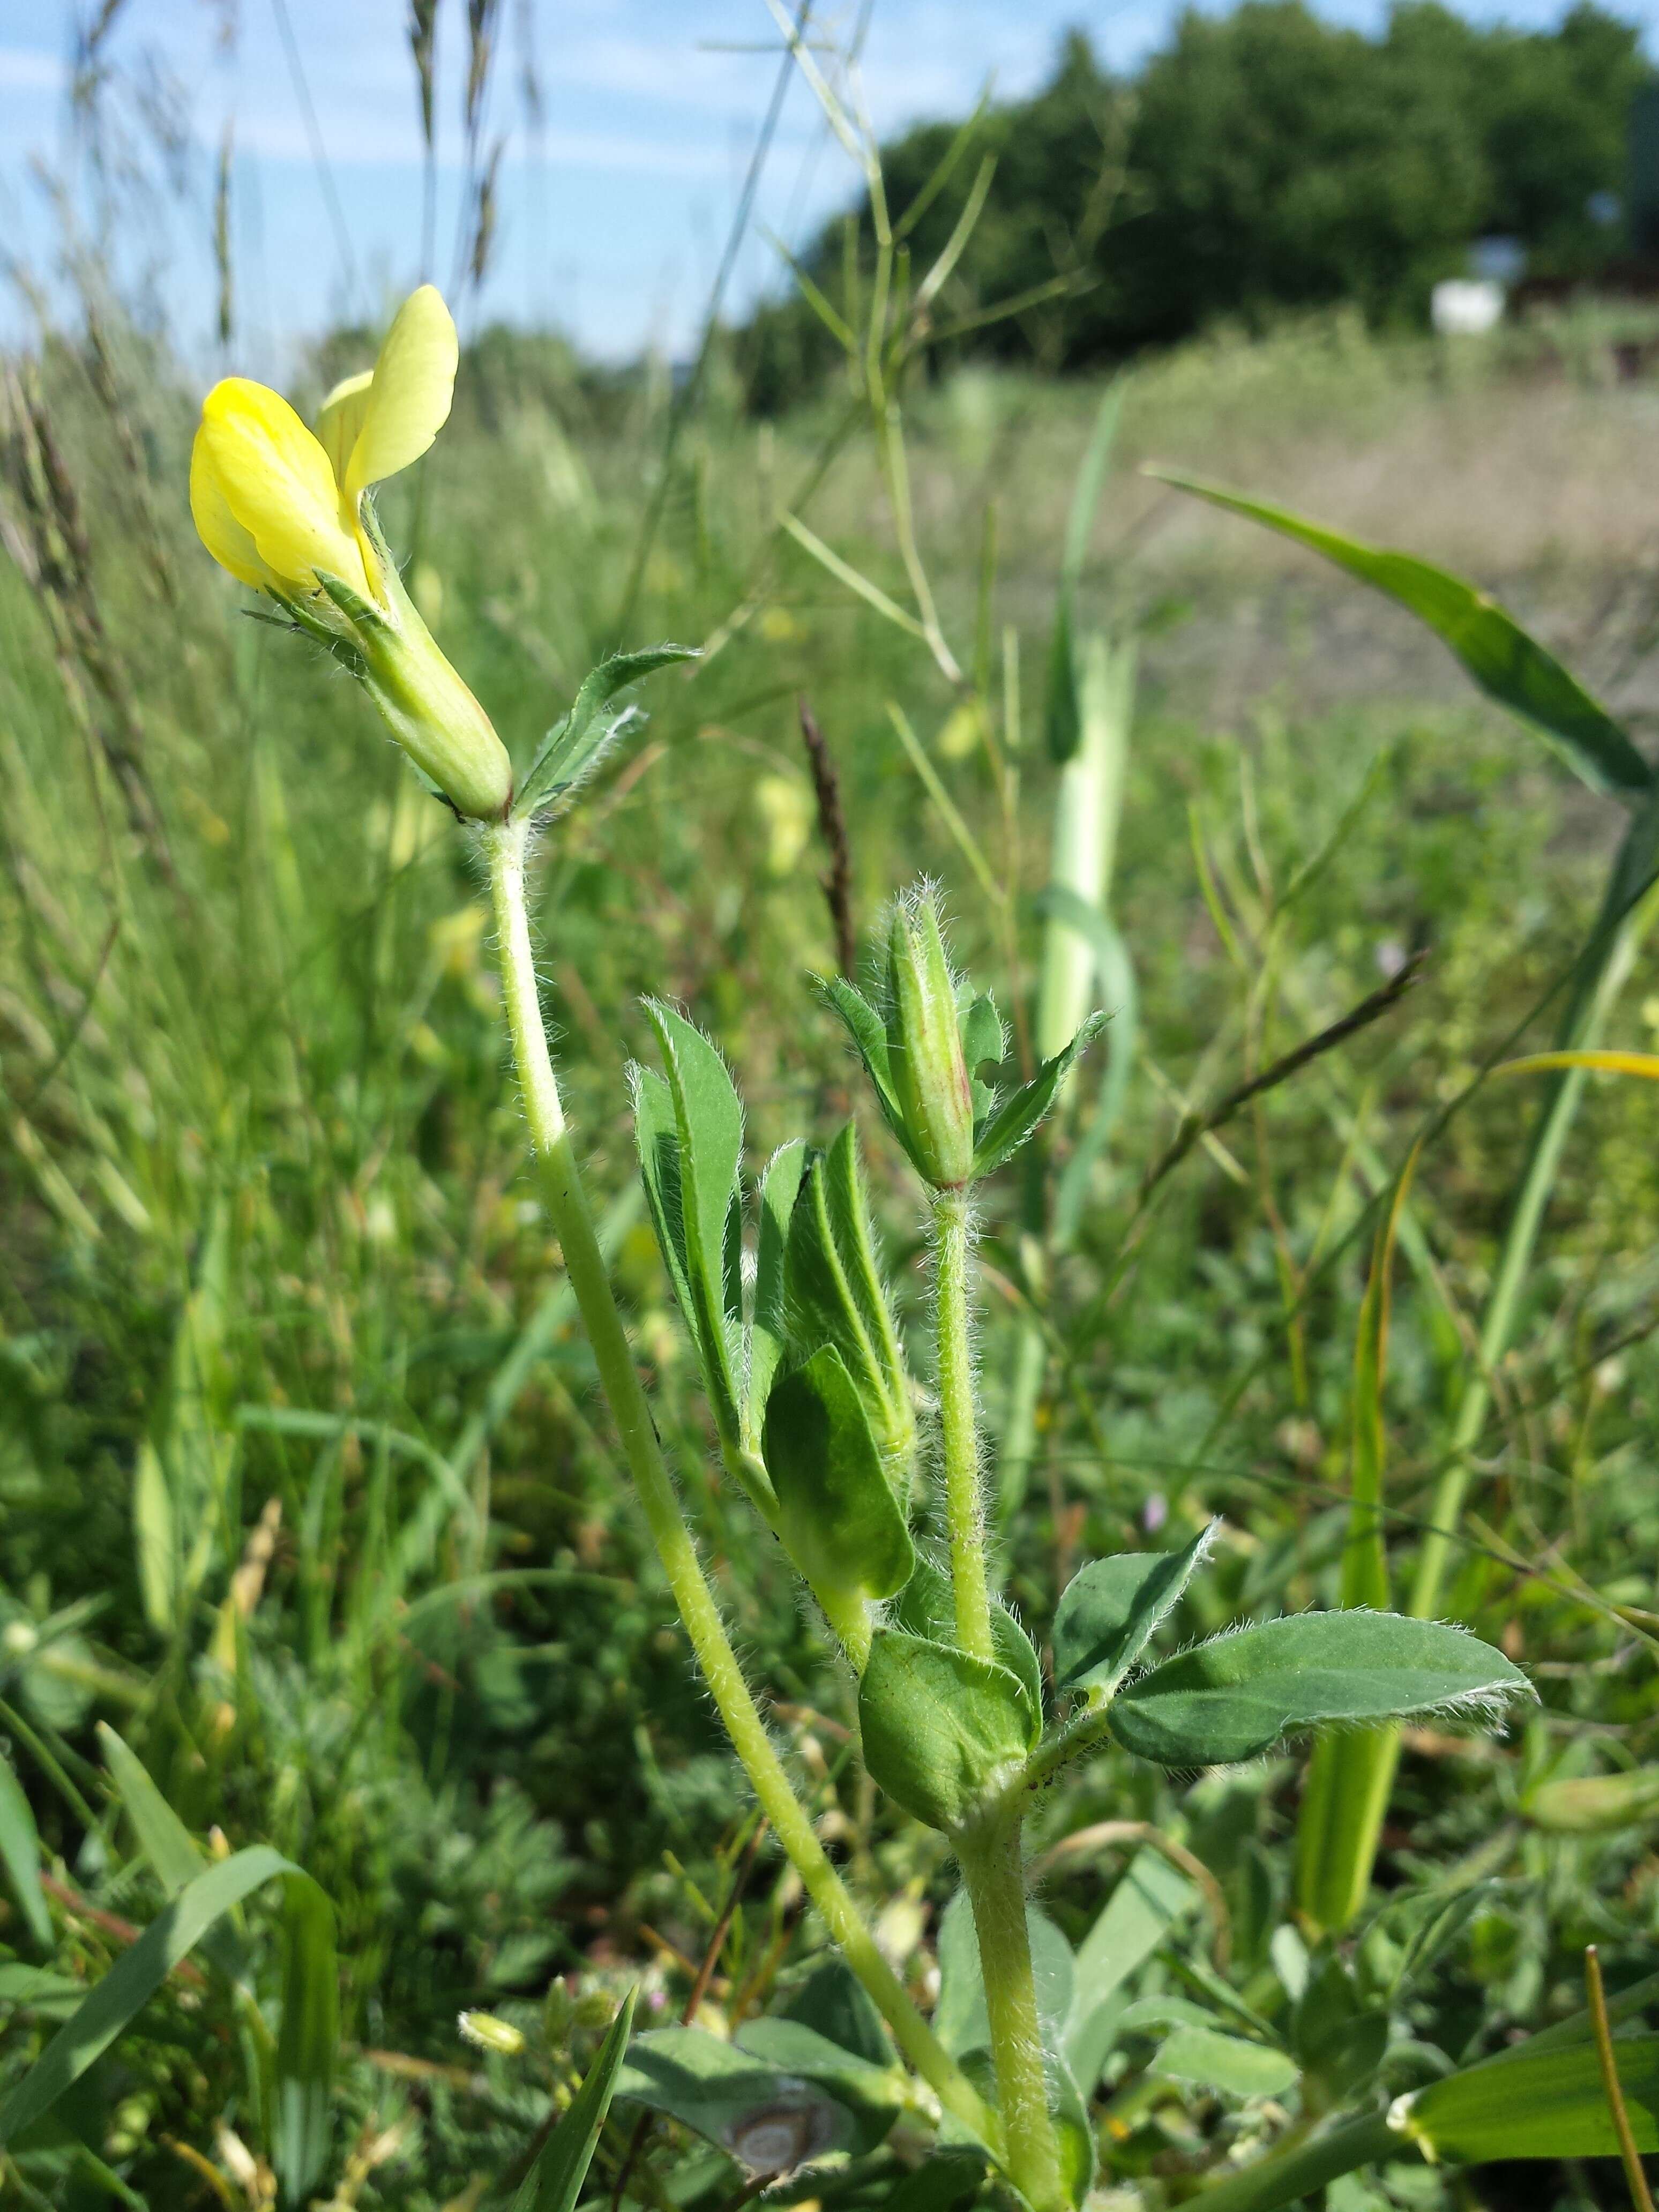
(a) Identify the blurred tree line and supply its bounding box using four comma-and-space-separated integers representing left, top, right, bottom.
741, 1, 1652, 403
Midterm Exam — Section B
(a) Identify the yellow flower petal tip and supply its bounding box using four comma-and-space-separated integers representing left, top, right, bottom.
197, 376, 369, 598
346, 285, 459, 503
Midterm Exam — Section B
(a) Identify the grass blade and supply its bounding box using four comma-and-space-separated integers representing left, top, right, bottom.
1149, 470, 1651, 805
0, 1754, 53, 1952
512, 1987, 636, 2211
0, 1847, 320, 2147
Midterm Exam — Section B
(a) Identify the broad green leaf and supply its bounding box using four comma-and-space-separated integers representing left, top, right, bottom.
1153, 2024, 1298, 2099
1051, 1525, 1213, 1695
893, 1555, 1044, 1731
780, 1959, 889, 2069
1109, 1612, 1529, 1768
1523, 1767, 1659, 1834
1067, 1848, 1198, 2089
1397, 2034, 1659, 2163
631, 1065, 694, 1321
0, 1847, 325, 2147
514, 645, 697, 820
615, 2023, 860, 2171
749, 1141, 808, 1441
511, 1988, 636, 2212
764, 1347, 914, 1609
274, 1869, 338, 2201
859, 1631, 1033, 1832
642, 1004, 745, 1466
1150, 472, 1651, 805
733, 2019, 903, 2150
970, 1013, 1109, 1180
783, 1126, 914, 1483
0, 1754, 51, 1952
934, 1888, 1076, 2060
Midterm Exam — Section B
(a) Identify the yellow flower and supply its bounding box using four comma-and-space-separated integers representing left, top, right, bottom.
189, 286, 513, 821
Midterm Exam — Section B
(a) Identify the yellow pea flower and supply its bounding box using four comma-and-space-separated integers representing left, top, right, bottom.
189, 285, 513, 821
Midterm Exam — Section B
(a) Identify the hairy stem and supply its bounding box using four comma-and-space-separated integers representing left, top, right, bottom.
958, 1820, 1066, 2212
934, 1189, 992, 1663
481, 819, 996, 2149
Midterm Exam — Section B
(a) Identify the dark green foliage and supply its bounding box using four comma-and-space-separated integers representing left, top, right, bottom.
741, 4, 1654, 396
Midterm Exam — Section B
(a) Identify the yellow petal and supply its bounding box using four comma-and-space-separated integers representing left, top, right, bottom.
200, 377, 370, 596
345, 284, 458, 501
316, 370, 373, 489
189, 422, 276, 590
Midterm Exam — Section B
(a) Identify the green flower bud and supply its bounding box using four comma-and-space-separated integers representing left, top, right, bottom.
885, 888, 974, 1189
458, 2009, 526, 2056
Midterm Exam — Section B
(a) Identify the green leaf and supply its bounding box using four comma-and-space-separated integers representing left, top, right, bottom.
1523, 1767, 1659, 1834
1291, 1956, 1387, 2102
958, 990, 1006, 1127
1051, 1525, 1213, 1695
859, 1631, 1034, 1833
1152, 2024, 1298, 2099
514, 645, 697, 821
880, 2150, 988, 2212
0, 1754, 51, 1952
782, 1126, 915, 1483
816, 976, 911, 1156
1398, 2034, 1659, 2163
892, 1555, 1044, 1730
97, 1724, 243, 1985
780, 1959, 889, 2070
1149, 473, 1651, 806
733, 2019, 902, 2151
934, 1888, 1076, 2060
970, 1013, 1109, 1180
1067, 1848, 1198, 2090
764, 1347, 915, 1609
749, 1141, 808, 1443
511, 1988, 636, 2212
1109, 1611, 1530, 1768
97, 1724, 205, 1898
615, 2023, 861, 2172
0, 1847, 326, 2148
274, 1869, 338, 2202
641, 1003, 746, 1470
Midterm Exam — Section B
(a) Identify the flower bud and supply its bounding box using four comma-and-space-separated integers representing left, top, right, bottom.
458, 2010, 526, 2056
885, 889, 974, 1189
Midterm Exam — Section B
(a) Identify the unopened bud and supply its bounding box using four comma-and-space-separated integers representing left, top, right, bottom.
885, 889, 974, 1188
458, 2010, 526, 2056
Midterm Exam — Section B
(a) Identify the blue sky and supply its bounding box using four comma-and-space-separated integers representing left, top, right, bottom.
3, 0, 1654, 369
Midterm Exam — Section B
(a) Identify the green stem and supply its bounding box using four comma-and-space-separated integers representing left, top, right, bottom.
1181, 2111, 1404, 2212
933, 1189, 992, 1663
958, 1820, 1066, 2212
481, 820, 996, 2151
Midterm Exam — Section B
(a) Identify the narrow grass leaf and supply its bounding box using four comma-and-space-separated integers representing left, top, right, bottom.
512, 1987, 635, 2212
0, 1847, 316, 2147
0, 1754, 52, 1951
1398, 2035, 1659, 2162
273, 1870, 338, 2202
1068, 1849, 1197, 2089
1150, 472, 1651, 804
